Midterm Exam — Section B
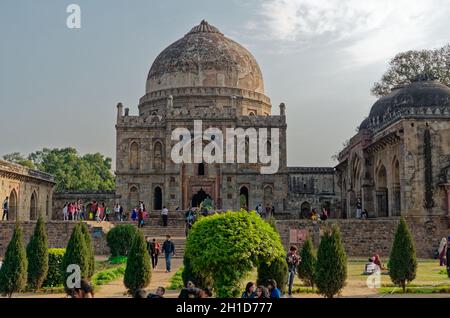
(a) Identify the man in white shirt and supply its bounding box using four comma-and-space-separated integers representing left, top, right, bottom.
161, 206, 169, 227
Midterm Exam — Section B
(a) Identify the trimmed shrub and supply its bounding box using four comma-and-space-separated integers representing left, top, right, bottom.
316, 225, 347, 298
106, 225, 138, 257
388, 217, 417, 292
181, 255, 213, 288
61, 224, 89, 290
185, 211, 285, 297
257, 256, 288, 293
298, 237, 317, 288
43, 249, 66, 287
80, 222, 95, 278
124, 230, 152, 294
26, 215, 49, 290
0, 223, 28, 297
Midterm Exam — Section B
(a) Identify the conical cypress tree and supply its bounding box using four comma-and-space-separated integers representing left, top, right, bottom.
80, 222, 95, 278
0, 223, 28, 297
61, 224, 89, 290
298, 237, 317, 288
124, 230, 151, 294
316, 225, 347, 298
388, 217, 417, 292
26, 215, 49, 291
257, 256, 289, 293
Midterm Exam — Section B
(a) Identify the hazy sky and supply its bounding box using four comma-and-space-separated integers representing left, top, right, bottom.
1, 0, 449, 167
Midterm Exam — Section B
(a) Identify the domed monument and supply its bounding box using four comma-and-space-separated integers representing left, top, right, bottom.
115, 21, 316, 214
336, 74, 450, 220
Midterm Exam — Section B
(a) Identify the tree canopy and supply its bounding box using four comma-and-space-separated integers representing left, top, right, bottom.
2, 148, 115, 191
371, 44, 450, 97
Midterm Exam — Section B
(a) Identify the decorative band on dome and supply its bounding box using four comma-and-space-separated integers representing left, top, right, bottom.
187, 20, 223, 35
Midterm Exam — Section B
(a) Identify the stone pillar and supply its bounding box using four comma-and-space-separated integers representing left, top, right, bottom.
116, 102, 123, 121
279, 103, 286, 116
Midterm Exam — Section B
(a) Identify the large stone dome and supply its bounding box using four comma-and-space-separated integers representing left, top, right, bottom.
146, 20, 265, 95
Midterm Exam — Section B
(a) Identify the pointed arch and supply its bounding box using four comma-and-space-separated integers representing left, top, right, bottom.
9, 189, 18, 221
30, 191, 38, 220
153, 141, 164, 170
130, 141, 139, 170
129, 186, 139, 210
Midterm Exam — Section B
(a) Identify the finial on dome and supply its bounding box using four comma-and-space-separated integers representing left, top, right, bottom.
412, 72, 436, 82
188, 20, 223, 35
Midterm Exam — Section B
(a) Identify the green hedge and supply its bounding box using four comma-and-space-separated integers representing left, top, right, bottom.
92, 265, 126, 287
106, 225, 138, 257
43, 249, 66, 288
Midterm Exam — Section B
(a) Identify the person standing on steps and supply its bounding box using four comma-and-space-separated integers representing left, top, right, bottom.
2, 196, 8, 221
161, 206, 169, 227
162, 235, 175, 273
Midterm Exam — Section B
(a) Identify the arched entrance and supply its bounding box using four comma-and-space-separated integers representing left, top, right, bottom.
30, 191, 37, 220
154, 187, 162, 210
129, 186, 139, 210
191, 188, 211, 208
300, 201, 311, 219
376, 165, 388, 217
239, 186, 249, 210
9, 189, 17, 221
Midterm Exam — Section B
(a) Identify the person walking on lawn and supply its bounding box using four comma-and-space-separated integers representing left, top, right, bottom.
162, 235, 175, 273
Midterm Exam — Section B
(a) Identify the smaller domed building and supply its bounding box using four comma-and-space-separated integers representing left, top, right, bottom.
336, 74, 450, 220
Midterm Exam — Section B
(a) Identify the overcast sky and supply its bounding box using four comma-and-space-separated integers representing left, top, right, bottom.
1, 0, 449, 167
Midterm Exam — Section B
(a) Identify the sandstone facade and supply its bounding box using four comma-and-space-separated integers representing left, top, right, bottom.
0, 160, 55, 221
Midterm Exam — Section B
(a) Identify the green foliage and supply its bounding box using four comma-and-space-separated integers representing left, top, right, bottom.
108, 256, 128, 265
185, 211, 285, 297
92, 265, 126, 287
298, 238, 317, 288
26, 215, 49, 290
169, 267, 185, 290
388, 217, 417, 292
316, 225, 347, 298
0, 224, 28, 297
80, 222, 95, 278
257, 256, 288, 293
61, 224, 89, 290
181, 255, 213, 289
106, 225, 138, 257
2, 152, 36, 169
371, 44, 450, 97
124, 231, 152, 294
43, 249, 65, 288
6, 148, 115, 191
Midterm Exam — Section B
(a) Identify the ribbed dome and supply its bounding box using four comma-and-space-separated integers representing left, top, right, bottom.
369, 76, 450, 119
146, 20, 265, 94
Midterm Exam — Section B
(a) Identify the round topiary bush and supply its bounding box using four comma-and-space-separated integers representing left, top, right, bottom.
184, 211, 285, 297
106, 225, 138, 257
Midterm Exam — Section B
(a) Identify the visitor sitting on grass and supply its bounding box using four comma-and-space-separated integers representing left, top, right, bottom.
364, 257, 378, 275
178, 287, 212, 298
373, 254, 387, 270
267, 279, 281, 298
147, 287, 165, 298
241, 282, 256, 298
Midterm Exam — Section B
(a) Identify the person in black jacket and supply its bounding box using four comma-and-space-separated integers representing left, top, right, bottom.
162, 235, 175, 272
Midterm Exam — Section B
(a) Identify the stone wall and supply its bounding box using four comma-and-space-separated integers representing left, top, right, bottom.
276, 216, 449, 258
0, 221, 109, 257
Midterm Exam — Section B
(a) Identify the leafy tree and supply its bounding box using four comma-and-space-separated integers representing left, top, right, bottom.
388, 217, 417, 292
80, 222, 95, 278
0, 223, 28, 297
185, 211, 285, 297
181, 255, 213, 288
2, 152, 36, 169
298, 237, 317, 288
61, 224, 89, 290
3, 147, 116, 191
26, 215, 49, 290
371, 44, 450, 97
124, 230, 152, 294
106, 225, 138, 257
257, 256, 288, 294
316, 225, 347, 298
